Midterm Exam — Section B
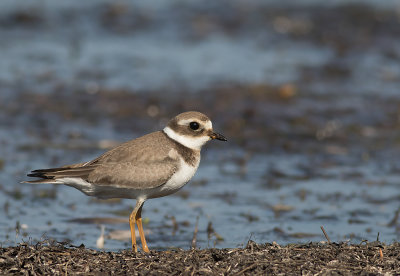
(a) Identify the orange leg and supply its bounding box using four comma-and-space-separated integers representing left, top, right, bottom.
136, 204, 150, 253
129, 207, 138, 252
129, 199, 146, 252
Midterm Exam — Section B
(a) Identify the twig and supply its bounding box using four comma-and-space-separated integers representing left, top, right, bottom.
171, 216, 178, 236
64, 259, 71, 276
191, 216, 199, 250
379, 248, 383, 261
387, 207, 400, 227
207, 221, 214, 240
320, 226, 331, 243
234, 263, 258, 275
191, 266, 196, 276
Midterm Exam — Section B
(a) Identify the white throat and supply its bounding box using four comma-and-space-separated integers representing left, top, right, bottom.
163, 127, 210, 150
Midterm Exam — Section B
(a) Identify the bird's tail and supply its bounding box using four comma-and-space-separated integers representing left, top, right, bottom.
23, 163, 93, 184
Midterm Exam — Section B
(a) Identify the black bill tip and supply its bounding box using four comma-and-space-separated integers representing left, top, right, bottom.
210, 132, 227, 141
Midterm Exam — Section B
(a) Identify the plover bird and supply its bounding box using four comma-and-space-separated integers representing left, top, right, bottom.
25, 111, 227, 252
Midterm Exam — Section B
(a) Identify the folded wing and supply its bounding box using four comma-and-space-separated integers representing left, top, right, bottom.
26, 131, 179, 189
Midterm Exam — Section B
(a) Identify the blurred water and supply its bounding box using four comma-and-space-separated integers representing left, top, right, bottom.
1, 0, 400, 251
1, 0, 399, 95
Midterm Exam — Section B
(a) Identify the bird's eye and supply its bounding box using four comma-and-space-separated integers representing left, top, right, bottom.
189, 122, 200, 130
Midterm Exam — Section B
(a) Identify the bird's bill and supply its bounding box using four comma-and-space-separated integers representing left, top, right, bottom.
209, 132, 227, 141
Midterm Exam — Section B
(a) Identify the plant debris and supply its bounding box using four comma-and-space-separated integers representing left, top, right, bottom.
1, 241, 399, 275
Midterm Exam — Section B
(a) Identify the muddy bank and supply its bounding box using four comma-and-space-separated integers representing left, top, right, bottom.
1, 241, 399, 275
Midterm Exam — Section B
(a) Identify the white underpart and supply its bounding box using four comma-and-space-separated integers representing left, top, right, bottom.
155, 156, 199, 197
56, 177, 148, 199
163, 126, 211, 150
57, 177, 94, 193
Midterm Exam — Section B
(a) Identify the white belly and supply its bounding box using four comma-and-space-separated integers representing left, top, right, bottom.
153, 157, 200, 198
